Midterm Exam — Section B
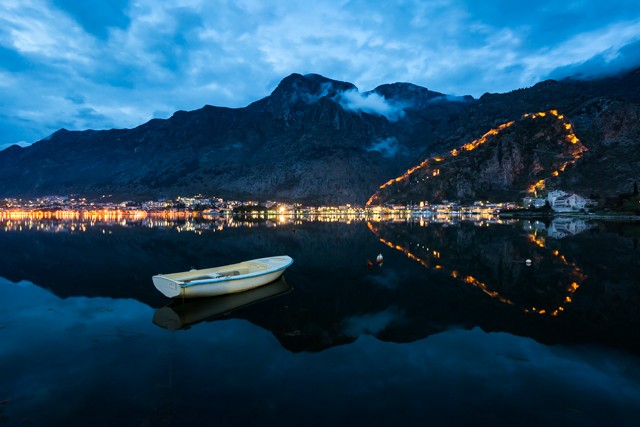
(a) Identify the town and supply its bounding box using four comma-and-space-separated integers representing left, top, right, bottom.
0, 188, 627, 218
0, 190, 618, 217
0, 194, 527, 219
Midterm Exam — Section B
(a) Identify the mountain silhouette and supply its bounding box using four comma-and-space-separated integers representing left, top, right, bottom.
1, 69, 639, 204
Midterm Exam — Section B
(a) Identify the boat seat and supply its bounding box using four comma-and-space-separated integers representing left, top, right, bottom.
217, 270, 241, 277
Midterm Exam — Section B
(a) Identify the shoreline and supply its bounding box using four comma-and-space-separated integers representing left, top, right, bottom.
499, 211, 640, 221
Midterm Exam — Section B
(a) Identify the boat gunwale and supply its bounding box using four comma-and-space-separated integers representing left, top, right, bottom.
181, 262, 291, 288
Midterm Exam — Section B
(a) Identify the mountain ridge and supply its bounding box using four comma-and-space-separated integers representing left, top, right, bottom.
1, 68, 639, 204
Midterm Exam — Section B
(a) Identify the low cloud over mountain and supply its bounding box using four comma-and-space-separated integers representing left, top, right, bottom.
336, 90, 406, 121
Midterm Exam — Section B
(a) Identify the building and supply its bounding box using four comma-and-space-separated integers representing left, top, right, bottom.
547, 217, 591, 238
523, 197, 547, 209
546, 190, 589, 212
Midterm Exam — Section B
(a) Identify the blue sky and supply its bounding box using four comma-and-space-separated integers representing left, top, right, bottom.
1, 0, 640, 150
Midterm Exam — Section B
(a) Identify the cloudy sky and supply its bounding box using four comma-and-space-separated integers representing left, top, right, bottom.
1, 0, 640, 150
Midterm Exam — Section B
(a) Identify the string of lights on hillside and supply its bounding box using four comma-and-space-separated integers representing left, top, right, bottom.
366, 109, 588, 206
366, 221, 587, 317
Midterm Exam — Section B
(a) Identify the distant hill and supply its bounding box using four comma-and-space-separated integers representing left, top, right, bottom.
1, 69, 639, 204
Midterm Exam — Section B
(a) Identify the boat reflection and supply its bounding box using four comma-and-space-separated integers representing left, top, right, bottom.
152, 276, 292, 330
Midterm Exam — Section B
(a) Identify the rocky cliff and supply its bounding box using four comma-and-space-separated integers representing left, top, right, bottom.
368, 110, 588, 204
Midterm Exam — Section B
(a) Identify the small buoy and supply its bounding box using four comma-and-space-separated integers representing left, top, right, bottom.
376, 253, 384, 264
525, 259, 532, 266
366, 259, 374, 269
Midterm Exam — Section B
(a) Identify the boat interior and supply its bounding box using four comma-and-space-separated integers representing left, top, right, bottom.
184, 269, 244, 283
172, 262, 270, 283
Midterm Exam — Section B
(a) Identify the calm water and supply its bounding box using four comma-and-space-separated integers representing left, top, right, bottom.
1, 215, 639, 426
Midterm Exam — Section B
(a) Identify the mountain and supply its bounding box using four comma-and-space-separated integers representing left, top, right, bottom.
0, 73, 468, 204
1, 69, 639, 204
368, 110, 588, 204
370, 68, 640, 204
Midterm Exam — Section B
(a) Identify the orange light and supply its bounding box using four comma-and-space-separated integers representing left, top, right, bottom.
367, 109, 586, 206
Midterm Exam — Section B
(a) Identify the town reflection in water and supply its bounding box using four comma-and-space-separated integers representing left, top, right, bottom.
1, 208, 593, 235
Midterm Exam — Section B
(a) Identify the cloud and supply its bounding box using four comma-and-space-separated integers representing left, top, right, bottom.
365, 268, 402, 289
1, 0, 640, 148
516, 19, 640, 85
342, 307, 404, 336
546, 28, 640, 81
0, 0, 96, 66
51, 0, 130, 40
366, 137, 404, 158
0, 140, 28, 151
337, 90, 406, 121
301, 81, 334, 104
429, 94, 472, 103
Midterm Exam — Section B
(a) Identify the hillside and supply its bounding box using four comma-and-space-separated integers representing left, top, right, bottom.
368, 110, 587, 204
369, 69, 640, 204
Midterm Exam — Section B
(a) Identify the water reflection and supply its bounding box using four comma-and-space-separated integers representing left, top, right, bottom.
0, 209, 519, 234
2, 277, 640, 426
0, 214, 638, 356
153, 276, 292, 330
548, 217, 594, 238
367, 219, 588, 317
1, 210, 233, 234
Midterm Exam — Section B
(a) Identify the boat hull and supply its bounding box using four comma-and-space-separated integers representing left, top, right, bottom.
152, 256, 293, 298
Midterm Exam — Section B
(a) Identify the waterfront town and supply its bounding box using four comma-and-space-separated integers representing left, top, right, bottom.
0, 189, 613, 219
0, 194, 524, 218
0, 192, 606, 240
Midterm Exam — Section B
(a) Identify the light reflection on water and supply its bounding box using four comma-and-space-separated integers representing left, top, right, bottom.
0, 209, 578, 234
367, 220, 587, 317
0, 216, 639, 425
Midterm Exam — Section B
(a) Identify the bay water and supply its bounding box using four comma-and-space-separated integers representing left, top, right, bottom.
1, 215, 639, 426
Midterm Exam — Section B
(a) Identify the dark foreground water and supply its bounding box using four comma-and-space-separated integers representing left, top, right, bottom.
1, 215, 639, 426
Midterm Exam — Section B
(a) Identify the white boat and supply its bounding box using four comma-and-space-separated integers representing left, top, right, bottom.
152, 276, 292, 330
152, 256, 294, 298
